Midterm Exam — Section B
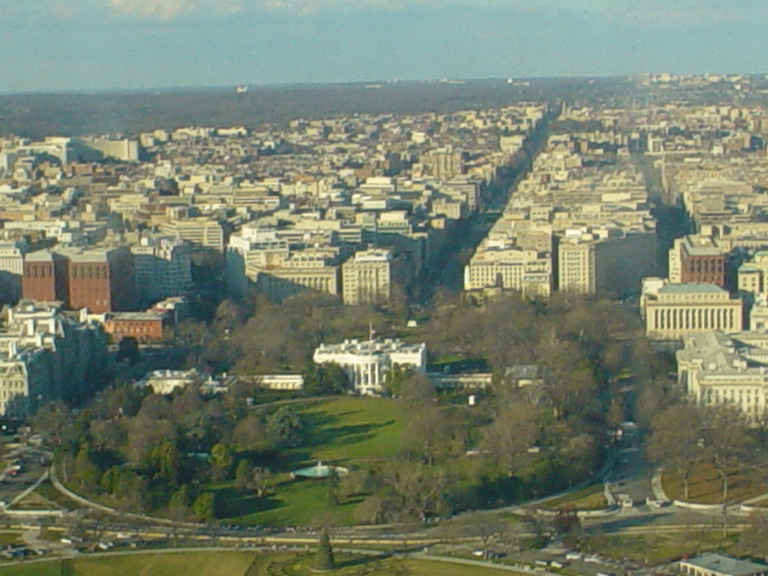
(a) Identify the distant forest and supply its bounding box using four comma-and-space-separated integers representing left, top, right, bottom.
0, 77, 632, 138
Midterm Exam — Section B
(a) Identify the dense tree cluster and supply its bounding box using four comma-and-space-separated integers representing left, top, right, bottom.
170, 294, 392, 376
36, 383, 302, 520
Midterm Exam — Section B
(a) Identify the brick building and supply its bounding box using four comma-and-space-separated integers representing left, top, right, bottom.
22, 250, 69, 303
103, 312, 166, 343
670, 235, 728, 288
22, 247, 136, 313
67, 247, 135, 313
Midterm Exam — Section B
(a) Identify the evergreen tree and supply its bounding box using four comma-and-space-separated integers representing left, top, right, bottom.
192, 492, 216, 522
313, 528, 334, 571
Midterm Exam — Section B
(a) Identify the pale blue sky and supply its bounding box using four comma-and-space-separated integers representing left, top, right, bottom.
0, 0, 765, 93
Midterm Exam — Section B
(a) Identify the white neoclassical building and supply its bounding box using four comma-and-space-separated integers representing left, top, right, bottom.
677, 331, 768, 424
313, 338, 427, 395
643, 283, 743, 340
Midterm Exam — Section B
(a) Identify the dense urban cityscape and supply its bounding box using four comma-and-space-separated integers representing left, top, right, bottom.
1, 73, 768, 575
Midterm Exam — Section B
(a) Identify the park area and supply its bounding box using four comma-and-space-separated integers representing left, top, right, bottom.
0, 551, 524, 576
219, 396, 410, 526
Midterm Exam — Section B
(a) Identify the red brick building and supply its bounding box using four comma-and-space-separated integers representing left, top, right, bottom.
103, 312, 166, 343
680, 236, 727, 288
67, 247, 135, 313
22, 247, 136, 313
21, 250, 69, 303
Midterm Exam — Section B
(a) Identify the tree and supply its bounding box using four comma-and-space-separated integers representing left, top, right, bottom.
313, 528, 334, 572
116, 336, 142, 366
233, 414, 267, 450
114, 470, 150, 512
169, 484, 193, 521
150, 439, 181, 488
738, 513, 768, 562
266, 406, 303, 449
74, 446, 101, 493
210, 443, 234, 481
481, 401, 539, 477
303, 363, 350, 396
252, 467, 272, 498
383, 464, 452, 522
403, 404, 449, 466
400, 372, 436, 405
647, 404, 705, 500
32, 401, 72, 449
701, 406, 752, 505
235, 459, 253, 491
193, 492, 217, 522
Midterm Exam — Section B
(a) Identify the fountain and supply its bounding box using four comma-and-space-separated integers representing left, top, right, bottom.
290, 460, 349, 479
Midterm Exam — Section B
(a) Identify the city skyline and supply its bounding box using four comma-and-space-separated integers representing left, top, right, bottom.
1, 0, 767, 93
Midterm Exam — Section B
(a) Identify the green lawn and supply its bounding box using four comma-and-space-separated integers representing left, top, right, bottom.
226, 473, 364, 526
0, 563, 62, 576
296, 397, 408, 463
218, 397, 408, 526
0, 533, 23, 548
0, 551, 255, 576
0, 552, 523, 576
32, 481, 76, 510
583, 531, 740, 564
539, 484, 607, 511
662, 462, 768, 504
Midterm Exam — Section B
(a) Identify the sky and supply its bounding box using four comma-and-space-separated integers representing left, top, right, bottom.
0, 0, 766, 93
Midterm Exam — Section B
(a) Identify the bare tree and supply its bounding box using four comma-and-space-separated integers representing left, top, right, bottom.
647, 404, 705, 500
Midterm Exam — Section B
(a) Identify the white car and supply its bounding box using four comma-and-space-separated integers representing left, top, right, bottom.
585, 555, 601, 563
565, 552, 582, 561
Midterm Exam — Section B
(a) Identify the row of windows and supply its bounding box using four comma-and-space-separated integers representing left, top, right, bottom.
25, 264, 52, 279
71, 265, 108, 280
25, 264, 110, 280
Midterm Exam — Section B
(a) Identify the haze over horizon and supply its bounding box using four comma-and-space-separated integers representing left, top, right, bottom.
1, 0, 765, 93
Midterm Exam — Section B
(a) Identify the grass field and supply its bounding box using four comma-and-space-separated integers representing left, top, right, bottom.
11, 490, 62, 511
31, 481, 76, 510
0, 551, 523, 576
220, 397, 408, 526
0, 532, 23, 548
583, 531, 739, 564
662, 462, 768, 504
296, 397, 408, 464
539, 484, 607, 511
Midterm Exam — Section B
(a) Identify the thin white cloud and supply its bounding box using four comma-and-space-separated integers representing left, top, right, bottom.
108, 0, 245, 20
102, 0, 404, 19
3, 0, 767, 23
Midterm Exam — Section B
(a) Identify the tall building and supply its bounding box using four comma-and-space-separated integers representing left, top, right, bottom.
0, 241, 28, 305
670, 235, 727, 288
558, 239, 595, 293
66, 247, 135, 313
21, 250, 69, 304
558, 231, 657, 297
131, 235, 192, 306
313, 338, 427, 396
22, 247, 136, 313
342, 249, 393, 306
